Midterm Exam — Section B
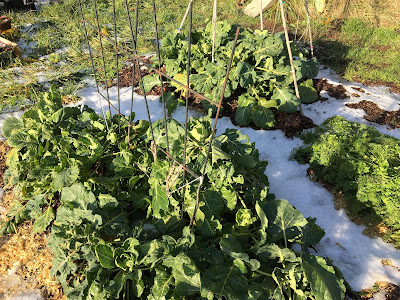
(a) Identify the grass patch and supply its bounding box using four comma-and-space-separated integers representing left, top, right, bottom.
314, 18, 400, 87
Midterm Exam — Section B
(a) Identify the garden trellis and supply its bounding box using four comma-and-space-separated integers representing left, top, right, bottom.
77, 0, 240, 224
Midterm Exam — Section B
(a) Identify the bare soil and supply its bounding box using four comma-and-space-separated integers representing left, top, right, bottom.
313, 78, 349, 99
118, 57, 152, 88
346, 100, 400, 129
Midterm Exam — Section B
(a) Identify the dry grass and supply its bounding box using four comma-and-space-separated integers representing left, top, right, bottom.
268, 0, 400, 28
320, 0, 400, 27
0, 216, 64, 299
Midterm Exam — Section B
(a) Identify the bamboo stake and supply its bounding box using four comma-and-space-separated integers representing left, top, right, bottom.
304, 0, 314, 56
178, 1, 191, 33
272, 2, 279, 34
259, 0, 264, 31
212, 0, 217, 62
279, 1, 304, 116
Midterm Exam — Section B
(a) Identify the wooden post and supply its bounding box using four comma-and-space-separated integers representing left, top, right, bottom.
259, 0, 263, 30
0, 36, 22, 57
178, 1, 191, 33
304, 0, 314, 56
279, 1, 303, 116
212, 0, 217, 62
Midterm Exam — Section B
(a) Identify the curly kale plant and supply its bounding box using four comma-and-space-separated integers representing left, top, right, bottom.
294, 116, 400, 246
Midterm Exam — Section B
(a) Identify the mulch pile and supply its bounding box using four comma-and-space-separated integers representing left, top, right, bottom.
118, 57, 152, 88
313, 78, 349, 100
346, 100, 400, 129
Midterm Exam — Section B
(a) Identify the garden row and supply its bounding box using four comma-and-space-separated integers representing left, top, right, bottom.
142, 21, 319, 130
0, 88, 346, 299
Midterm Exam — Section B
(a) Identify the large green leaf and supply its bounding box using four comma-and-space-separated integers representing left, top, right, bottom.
199, 190, 224, 217
149, 178, 169, 218
61, 183, 96, 209
152, 268, 173, 298
221, 186, 237, 210
272, 87, 300, 113
202, 264, 249, 300
302, 255, 345, 300
212, 136, 231, 164
256, 244, 297, 263
98, 194, 118, 209
52, 165, 80, 191
251, 105, 276, 129
25, 194, 46, 219
163, 253, 201, 295
301, 218, 325, 251
299, 80, 318, 104
235, 94, 257, 126
163, 91, 183, 117
198, 216, 222, 237
95, 244, 116, 269
236, 61, 256, 88
2, 117, 23, 139
255, 201, 268, 230
7, 130, 28, 148
33, 207, 55, 233
142, 74, 161, 93
146, 119, 185, 148
254, 35, 284, 64
261, 199, 308, 243
301, 58, 319, 79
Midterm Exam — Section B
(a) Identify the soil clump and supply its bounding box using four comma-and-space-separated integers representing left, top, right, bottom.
346, 100, 400, 129
313, 78, 349, 99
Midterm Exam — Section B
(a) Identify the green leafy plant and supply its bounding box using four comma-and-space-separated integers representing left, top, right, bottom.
293, 116, 400, 247
144, 21, 319, 128
1, 89, 345, 299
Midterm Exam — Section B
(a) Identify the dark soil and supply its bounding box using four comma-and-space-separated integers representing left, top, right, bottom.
351, 87, 365, 93
221, 98, 315, 138
117, 58, 174, 96
346, 100, 400, 129
355, 78, 400, 95
118, 57, 152, 88
0, 141, 11, 188
273, 110, 315, 138
313, 78, 349, 99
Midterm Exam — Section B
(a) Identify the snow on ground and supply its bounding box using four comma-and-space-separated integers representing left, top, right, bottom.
304, 67, 400, 138
1, 66, 399, 295
76, 66, 400, 292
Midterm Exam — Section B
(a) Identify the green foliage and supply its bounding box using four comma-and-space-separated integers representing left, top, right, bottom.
1, 89, 346, 299
143, 21, 319, 127
315, 18, 400, 87
293, 116, 400, 246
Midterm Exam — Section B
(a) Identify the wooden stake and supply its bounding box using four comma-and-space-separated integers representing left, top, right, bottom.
212, 0, 217, 62
304, 0, 314, 56
0, 36, 22, 57
178, 1, 191, 33
279, 1, 303, 116
259, 0, 263, 31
